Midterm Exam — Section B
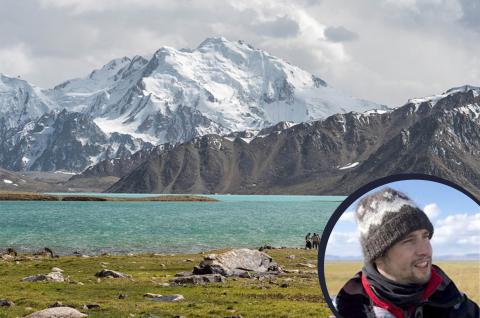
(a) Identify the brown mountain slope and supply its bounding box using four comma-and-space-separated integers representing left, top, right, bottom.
107, 88, 480, 197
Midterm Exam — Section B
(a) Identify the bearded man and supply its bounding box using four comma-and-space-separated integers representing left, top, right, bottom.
335, 188, 479, 318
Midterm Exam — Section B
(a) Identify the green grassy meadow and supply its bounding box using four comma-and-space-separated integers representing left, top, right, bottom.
0, 248, 331, 318
2, 250, 477, 317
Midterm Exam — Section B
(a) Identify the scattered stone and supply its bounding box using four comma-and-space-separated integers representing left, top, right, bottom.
44, 247, 59, 258
192, 248, 281, 277
118, 294, 128, 299
95, 269, 131, 278
283, 269, 300, 274
144, 293, 184, 302
280, 282, 289, 288
287, 255, 295, 259
83, 303, 100, 309
173, 316, 186, 318
175, 271, 192, 277
160, 283, 170, 287
6, 247, 17, 256
171, 274, 225, 285
258, 245, 275, 251
160, 263, 166, 268
22, 271, 65, 282
24, 307, 87, 318
239, 271, 252, 279
51, 267, 64, 273
48, 301, 63, 308
0, 299, 14, 307
296, 263, 316, 268
1, 254, 14, 261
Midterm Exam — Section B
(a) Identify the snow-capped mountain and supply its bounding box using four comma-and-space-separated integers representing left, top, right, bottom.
0, 37, 387, 173
0, 110, 153, 172
0, 74, 57, 129
48, 37, 384, 145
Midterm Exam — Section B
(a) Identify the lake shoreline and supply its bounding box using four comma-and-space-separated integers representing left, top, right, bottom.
0, 244, 306, 257
0, 191, 218, 202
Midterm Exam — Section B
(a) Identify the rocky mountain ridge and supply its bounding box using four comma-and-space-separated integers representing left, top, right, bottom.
0, 37, 384, 173
103, 86, 480, 197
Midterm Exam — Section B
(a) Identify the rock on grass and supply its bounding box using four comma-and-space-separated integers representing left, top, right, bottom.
144, 293, 184, 302
171, 274, 225, 285
23, 307, 87, 318
0, 299, 14, 307
22, 272, 65, 282
192, 248, 281, 276
95, 269, 131, 278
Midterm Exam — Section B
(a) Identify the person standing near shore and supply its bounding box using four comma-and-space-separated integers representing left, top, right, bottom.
312, 233, 320, 250
305, 233, 312, 249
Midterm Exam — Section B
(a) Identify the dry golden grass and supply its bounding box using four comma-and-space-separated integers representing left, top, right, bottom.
324, 261, 480, 304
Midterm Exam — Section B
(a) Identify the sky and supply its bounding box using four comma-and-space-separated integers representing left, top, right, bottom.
0, 0, 479, 106
325, 180, 480, 259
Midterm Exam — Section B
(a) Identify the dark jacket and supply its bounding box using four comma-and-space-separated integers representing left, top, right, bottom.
334, 265, 479, 318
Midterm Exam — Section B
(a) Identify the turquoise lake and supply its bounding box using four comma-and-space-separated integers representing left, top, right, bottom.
0, 194, 344, 255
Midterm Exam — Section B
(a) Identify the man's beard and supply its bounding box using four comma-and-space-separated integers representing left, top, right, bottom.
363, 262, 430, 309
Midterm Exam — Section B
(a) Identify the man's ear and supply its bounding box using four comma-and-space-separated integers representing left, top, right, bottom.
374, 257, 384, 270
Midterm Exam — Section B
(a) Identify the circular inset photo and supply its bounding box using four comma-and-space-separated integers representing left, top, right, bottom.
317, 175, 480, 318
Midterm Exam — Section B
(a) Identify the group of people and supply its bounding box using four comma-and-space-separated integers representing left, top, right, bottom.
304, 232, 320, 250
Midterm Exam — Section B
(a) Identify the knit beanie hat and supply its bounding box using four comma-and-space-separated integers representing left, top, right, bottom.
355, 187, 434, 263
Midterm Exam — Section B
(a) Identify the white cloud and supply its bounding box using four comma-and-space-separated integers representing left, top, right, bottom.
325, 230, 362, 257
432, 213, 480, 252
1, 0, 479, 105
339, 210, 356, 223
0, 43, 33, 77
423, 203, 440, 220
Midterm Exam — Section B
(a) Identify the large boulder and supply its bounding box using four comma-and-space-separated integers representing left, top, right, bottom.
192, 248, 281, 276
24, 307, 87, 318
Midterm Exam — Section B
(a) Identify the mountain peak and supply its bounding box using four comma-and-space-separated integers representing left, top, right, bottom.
406, 84, 480, 107
88, 57, 132, 80
444, 85, 480, 95
197, 36, 229, 48
195, 36, 254, 57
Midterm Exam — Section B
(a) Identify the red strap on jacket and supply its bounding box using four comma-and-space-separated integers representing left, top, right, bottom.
360, 267, 443, 318
422, 266, 442, 300
361, 273, 404, 318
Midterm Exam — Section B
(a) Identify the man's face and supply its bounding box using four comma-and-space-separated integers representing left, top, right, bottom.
375, 229, 432, 285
